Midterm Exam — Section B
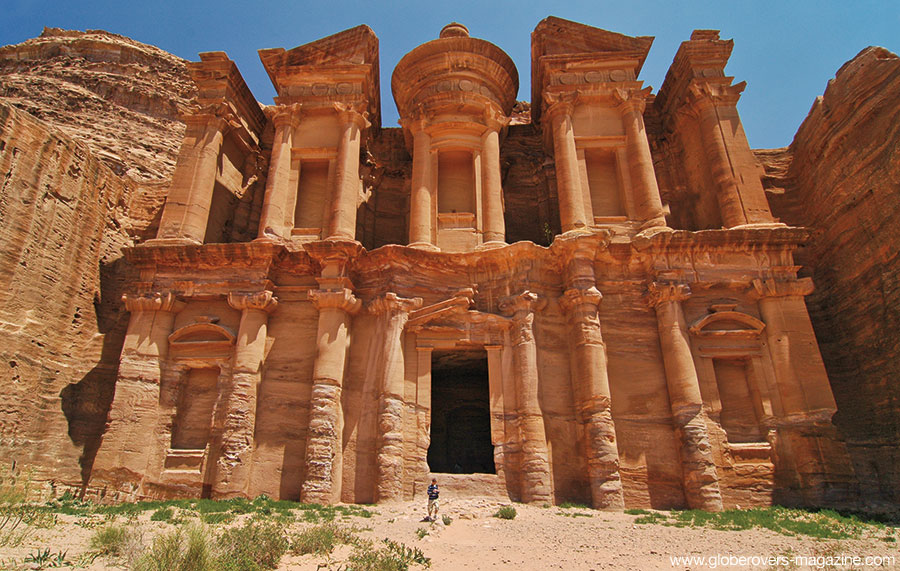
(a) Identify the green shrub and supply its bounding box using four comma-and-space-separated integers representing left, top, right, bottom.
151, 507, 175, 522
290, 523, 356, 555
415, 528, 428, 539
441, 515, 451, 526
216, 519, 287, 570
200, 512, 233, 525
90, 524, 129, 556
624, 508, 650, 515
347, 538, 431, 570
494, 506, 516, 520
133, 525, 215, 571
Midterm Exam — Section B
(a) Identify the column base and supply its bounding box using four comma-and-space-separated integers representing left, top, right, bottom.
727, 222, 789, 230
139, 237, 203, 248
475, 240, 507, 251
408, 241, 441, 252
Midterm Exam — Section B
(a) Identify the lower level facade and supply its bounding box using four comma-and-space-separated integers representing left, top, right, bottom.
89, 229, 856, 510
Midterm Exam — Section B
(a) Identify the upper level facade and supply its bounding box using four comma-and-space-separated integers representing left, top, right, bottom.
147, 17, 782, 255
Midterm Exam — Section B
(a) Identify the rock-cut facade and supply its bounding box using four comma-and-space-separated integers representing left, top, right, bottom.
89, 18, 856, 509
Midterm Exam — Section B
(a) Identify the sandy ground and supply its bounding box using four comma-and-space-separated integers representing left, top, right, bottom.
2, 494, 899, 570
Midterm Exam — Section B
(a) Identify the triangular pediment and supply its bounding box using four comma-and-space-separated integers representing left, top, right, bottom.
532, 16, 653, 65
259, 25, 378, 71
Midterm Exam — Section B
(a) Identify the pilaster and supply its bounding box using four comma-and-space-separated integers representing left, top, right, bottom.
647, 282, 723, 511
211, 290, 278, 498
499, 291, 552, 504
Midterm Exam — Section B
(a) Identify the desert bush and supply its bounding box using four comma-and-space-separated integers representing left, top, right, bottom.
133, 525, 214, 571
290, 522, 356, 555
151, 507, 175, 522
441, 514, 451, 526
494, 506, 516, 520
90, 524, 129, 556
216, 519, 287, 570
347, 538, 431, 570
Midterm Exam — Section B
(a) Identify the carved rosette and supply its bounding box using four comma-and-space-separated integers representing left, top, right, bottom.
227, 290, 279, 313
309, 288, 362, 315
749, 278, 814, 299
122, 291, 185, 313
646, 282, 692, 308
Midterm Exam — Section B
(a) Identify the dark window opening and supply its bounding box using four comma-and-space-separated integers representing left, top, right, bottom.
428, 349, 495, 474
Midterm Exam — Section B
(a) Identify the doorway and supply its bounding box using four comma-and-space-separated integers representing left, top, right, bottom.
427, 349, 495, 474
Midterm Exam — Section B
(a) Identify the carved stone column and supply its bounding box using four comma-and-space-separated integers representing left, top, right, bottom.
301, 284, 361, 504
500, 291, 552, 504
615, 89, 667, 228
327, 106, 369, 240
369, 293, 423, 502
258, 104, 301, 240
156, 112, 231, 243
648, 283, 723, 511
547, 99, 588, 232
750, 277, 841, 502
408, 119, 437, 249
560, 287, 625, 509
210, 291, 278, 498
91, 292, 185, 488
481, 111, 506, 245
685, 85, 747, 228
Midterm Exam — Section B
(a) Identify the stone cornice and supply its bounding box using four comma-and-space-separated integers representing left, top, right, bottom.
749, 277, 815, 299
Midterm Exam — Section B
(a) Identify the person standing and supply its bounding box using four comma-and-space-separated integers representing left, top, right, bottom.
427, 478, 439, 521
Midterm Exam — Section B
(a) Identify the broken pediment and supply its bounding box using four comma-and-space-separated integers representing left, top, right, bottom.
689, 308, 765, 338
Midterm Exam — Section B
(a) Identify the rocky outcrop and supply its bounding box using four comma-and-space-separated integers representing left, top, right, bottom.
0, 28, 195, 183
0, 101, 135, 490
0, 29, 194, 494
759, 46, 900, 508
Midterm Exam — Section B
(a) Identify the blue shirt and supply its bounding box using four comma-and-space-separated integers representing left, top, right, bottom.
428, 484, 439, 500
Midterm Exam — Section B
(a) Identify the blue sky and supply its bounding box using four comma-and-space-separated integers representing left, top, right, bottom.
2, 0, 897, 148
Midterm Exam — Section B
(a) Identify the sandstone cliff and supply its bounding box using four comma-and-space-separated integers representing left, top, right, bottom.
0, 29, 193, 492
759, 46, 900, 507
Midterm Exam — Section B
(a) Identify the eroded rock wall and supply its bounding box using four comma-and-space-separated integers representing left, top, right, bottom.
0, 101, 133, 489
760, 47, 900, 507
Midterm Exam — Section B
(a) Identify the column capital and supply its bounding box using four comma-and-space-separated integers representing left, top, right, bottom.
309, 287, 361, 314
613, 86, 653, 115
367, 292, 424, 315
559, 287, 603, 314
499, 290, 547, 316
186, 102, 241, 133
227, 290, 279, 313
646, 282, 692, 308
271, 102, 303, 129
482, 104, 510, 133
749, 277, 814, 299
334, 102, 371, 130
684, 80, 746, 111
122, 291, 185, 313
543, 91, 579, 120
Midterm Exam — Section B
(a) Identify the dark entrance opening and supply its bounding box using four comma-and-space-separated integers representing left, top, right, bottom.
428, 349, 495, 474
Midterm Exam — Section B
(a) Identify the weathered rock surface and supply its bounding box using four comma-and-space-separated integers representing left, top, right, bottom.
0, 28, 195, 182
758, 46, 900, 508
0, 29, 194, 493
